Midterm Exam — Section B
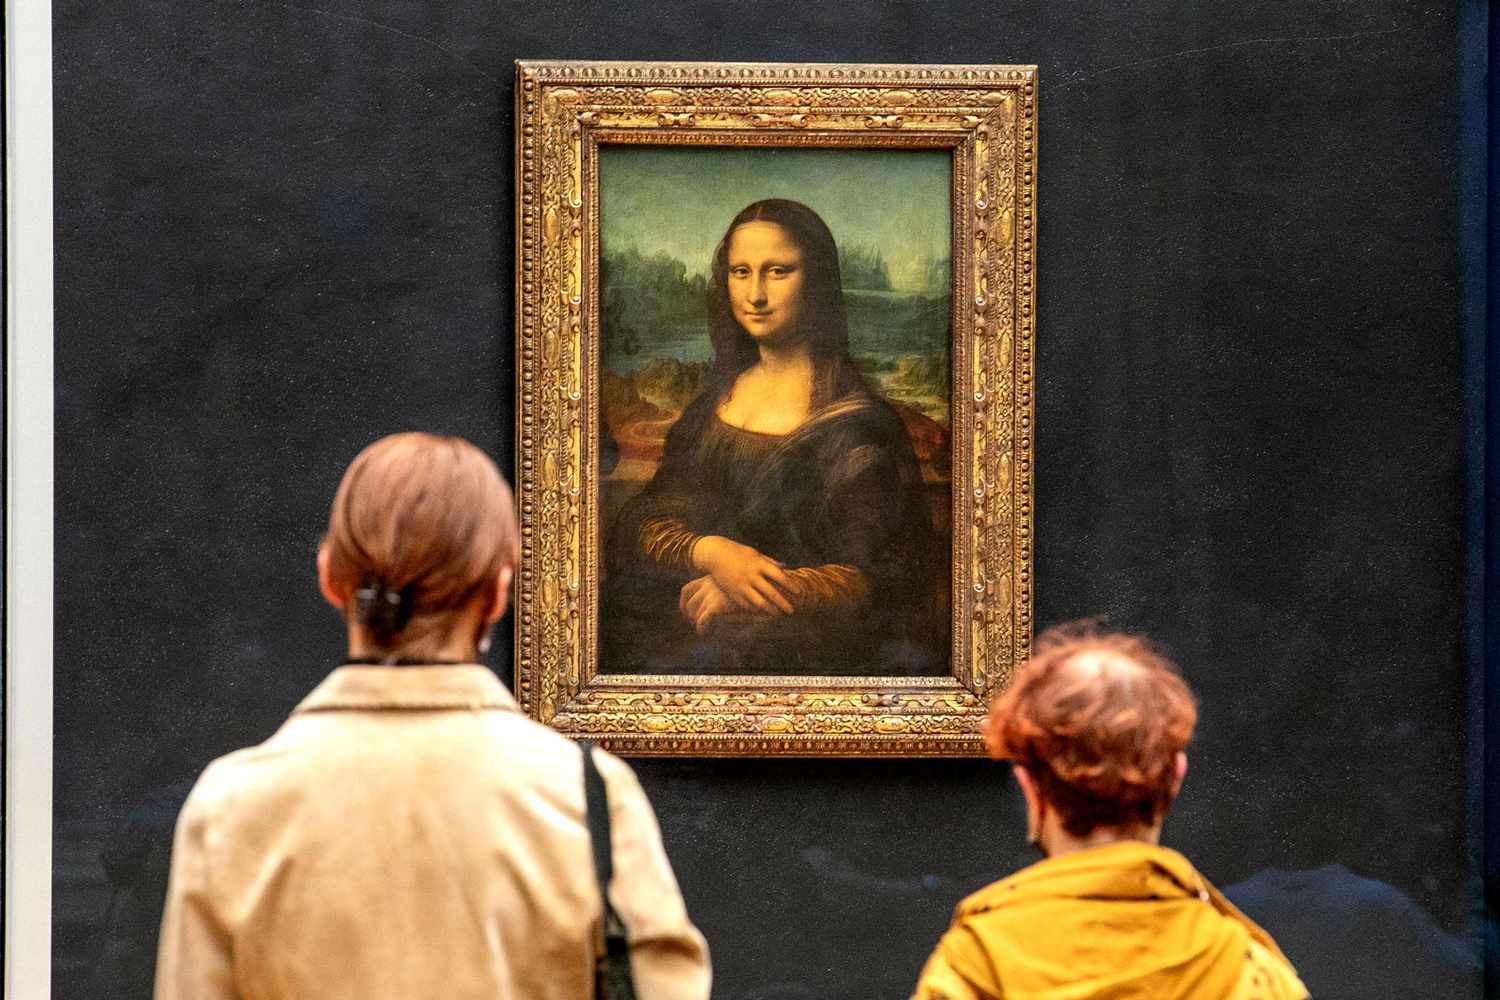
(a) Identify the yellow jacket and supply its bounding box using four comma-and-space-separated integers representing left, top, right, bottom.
155, 665, 710, 1000
911, 842, 1307, 1000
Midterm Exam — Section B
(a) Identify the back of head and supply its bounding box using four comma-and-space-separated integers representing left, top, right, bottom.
986, 621, 1198, 836
323, 433, 518, 659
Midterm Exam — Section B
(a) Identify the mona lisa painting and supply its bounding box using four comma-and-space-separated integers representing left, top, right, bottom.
599, 151, 953, 678
516, 61, 1036, 756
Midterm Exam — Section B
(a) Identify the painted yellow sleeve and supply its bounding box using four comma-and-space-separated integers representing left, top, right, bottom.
784, 563, 872, 611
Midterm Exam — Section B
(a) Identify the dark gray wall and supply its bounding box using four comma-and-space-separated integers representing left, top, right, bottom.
53, 2, 1475, 998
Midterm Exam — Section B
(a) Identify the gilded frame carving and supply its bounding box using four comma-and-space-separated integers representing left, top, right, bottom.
514, 60, 1036, 756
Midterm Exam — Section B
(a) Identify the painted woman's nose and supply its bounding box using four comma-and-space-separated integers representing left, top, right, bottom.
748, 276, 768, 304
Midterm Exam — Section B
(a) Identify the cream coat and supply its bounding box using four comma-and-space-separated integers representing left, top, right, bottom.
155, 665, 710, 1000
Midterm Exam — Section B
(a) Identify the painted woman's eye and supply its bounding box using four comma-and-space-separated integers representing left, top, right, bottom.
729, 266, 750, 278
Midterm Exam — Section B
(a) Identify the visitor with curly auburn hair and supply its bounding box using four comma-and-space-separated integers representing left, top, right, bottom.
910, 621, 1308, 1000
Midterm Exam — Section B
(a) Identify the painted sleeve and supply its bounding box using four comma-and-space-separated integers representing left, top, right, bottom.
608, 398, 715, 579
812, 411, 938, 610
782, 563, 873, 611
639, 515, 702, 573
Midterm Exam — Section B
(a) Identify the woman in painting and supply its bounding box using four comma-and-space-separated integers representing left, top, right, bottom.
603, 198, 946, 676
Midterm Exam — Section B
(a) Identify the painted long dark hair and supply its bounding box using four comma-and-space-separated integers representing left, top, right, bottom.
706, 199, 868, 409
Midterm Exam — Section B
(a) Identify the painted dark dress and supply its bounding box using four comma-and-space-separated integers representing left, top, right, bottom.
601, 388, 947, 676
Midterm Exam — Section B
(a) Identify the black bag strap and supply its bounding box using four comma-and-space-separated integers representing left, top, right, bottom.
579, 740, 638, 1000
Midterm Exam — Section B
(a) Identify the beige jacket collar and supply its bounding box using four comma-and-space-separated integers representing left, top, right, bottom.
294, 664, 521, 713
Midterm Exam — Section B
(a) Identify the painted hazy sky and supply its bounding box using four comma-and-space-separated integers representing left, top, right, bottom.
599, 146, 951, 292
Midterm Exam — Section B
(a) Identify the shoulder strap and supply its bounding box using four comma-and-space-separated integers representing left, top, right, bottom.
579, 740, 638, 1000
581, 740, 615, 893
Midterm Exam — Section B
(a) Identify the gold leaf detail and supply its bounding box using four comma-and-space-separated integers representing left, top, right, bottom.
865, 114, 902, 129
762, 89, 800, 105
751, 113, 808, 128
880, 90, 917, 106
646, 88, 684, 105
760, 716, 793, 733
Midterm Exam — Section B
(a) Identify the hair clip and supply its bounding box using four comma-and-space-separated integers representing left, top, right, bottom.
354, 578, 414, 633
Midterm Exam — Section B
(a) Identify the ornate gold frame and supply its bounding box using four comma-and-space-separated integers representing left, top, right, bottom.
514, 60, 1036, 756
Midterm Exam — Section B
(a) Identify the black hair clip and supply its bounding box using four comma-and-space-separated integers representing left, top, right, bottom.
354, 577, 415, 634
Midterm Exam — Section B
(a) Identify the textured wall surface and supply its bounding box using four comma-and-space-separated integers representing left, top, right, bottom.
53, 2, 1474, 997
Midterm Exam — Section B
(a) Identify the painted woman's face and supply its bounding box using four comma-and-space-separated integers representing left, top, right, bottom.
726, 221, 806, 345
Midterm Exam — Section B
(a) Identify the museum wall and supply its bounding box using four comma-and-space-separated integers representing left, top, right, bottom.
52, 1, 1478, 997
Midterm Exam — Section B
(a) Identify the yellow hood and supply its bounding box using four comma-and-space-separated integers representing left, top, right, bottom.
937, 843, 1305, 1000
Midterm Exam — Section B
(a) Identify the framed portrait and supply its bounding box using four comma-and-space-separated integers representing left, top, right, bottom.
514, 60, 1035, 756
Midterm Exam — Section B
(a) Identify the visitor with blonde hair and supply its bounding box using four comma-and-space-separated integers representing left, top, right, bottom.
911, 622, 1306, 1000
155, 432, 710, 999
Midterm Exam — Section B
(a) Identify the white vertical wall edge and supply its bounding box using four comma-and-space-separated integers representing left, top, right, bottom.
6, 0, 54, 994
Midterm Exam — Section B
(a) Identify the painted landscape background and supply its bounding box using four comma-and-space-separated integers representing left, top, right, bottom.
597, 146, 954, 503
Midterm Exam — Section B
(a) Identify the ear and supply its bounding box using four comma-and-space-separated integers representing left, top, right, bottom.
317, 543, 346, 611
1171, 752, 1188, 797
1012, 764, 1041, 813
483, 564, 515, 625
1012, 764, 1046, 844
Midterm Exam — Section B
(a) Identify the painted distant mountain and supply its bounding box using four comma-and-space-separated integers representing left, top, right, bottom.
838, 244, 893, 291
631, 357, 706, 414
